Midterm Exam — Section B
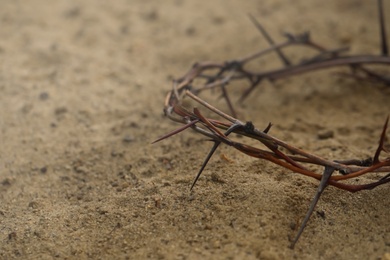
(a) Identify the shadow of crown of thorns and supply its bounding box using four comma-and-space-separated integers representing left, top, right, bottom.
154, 0, 390, 248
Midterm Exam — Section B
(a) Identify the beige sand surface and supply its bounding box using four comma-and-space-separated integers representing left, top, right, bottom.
1, 0, 389, 259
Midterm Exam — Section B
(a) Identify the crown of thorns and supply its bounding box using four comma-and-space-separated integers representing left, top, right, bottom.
154, 1, 390, 248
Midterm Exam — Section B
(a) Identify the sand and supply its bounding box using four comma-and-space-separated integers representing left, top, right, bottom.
1, 0, 389, 259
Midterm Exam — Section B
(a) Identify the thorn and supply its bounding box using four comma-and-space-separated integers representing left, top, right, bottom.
263, 123, 273, 133
152, 119, 199, 144
220, 84, 237, 118
290, 166, 334, 249
380, 172, 390, 181
248, 14, 291, 66
190, 123, 242, 190
373, 115, 389, 164
239, 77, 262, 103
190, 141, 220, 191
378, 0, 388, 56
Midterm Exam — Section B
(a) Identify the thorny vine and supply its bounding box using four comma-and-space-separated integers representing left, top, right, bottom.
154, 0, 390, 248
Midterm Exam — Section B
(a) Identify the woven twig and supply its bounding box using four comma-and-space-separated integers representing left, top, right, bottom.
155, 0, 390, 248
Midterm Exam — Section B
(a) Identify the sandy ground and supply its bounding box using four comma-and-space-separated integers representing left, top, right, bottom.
1, 0, 389, 259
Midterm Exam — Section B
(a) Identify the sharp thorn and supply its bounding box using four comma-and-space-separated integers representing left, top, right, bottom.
248, 14, 291, 66
373, 115, 389, 164
152, 119, 199, 144
378, 0, 388, 56
263, 122, 273, 133
190, 141, 220, 191
190, 123, 242, 190
290, 166, 334, 249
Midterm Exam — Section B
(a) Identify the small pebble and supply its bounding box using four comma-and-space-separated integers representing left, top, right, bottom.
123, 135, 135, 143
317, 130, 334, 140
39, 92, 49, 101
